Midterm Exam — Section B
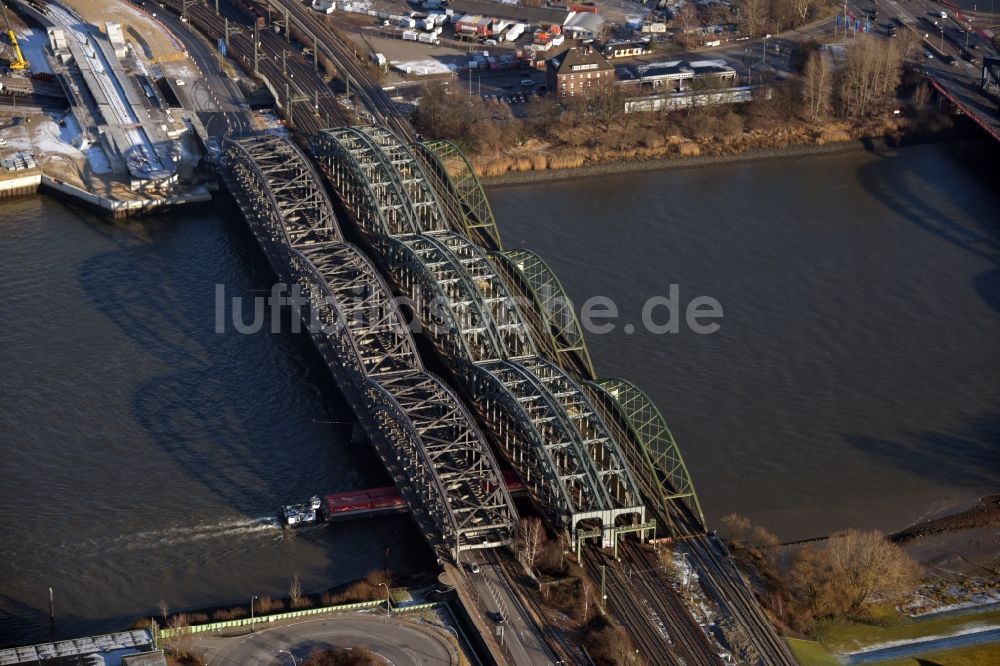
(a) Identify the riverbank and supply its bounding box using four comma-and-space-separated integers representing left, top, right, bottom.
481, 121, 985, 187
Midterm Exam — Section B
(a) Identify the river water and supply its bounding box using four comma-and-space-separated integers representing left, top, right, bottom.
1, 139, 998, 647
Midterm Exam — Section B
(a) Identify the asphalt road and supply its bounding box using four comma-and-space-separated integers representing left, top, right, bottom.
193, 614, 459, 665
464, 551, 555, 665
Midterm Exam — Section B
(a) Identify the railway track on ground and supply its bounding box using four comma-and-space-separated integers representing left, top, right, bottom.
621, 540, 723, 666
159, 0, 350, 134
583, 547, 682, 666
671, 509, 798, 666
269, 0, 415, 139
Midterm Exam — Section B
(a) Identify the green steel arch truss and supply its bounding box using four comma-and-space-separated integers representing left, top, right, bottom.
586, 378, 705, 533
495, 249, 597, 380
413, 139, 503, 250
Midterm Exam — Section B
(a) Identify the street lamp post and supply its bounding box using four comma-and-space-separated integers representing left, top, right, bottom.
250, 595, 258, 630
379, 583, 391, 620
277, 649, 298, 665
762, 34, 772, 69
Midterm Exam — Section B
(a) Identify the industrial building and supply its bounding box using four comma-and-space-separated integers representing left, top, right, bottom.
617, 58, 738, 93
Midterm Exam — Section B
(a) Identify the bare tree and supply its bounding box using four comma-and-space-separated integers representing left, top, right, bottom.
578, 578, 596, 623
517, 517, 546, 570
791, 0, 813, 25
826, 529, 920, 612
158, 599, 169, 625
837, 36, 903, 118
741, 0, 769, 38
164, 612, 193, 659
801, 50, 832, 122
290, 572, 303, 608
673, 3, 700, 33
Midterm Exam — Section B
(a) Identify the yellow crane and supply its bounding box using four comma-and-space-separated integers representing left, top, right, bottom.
1, 1, 28, 71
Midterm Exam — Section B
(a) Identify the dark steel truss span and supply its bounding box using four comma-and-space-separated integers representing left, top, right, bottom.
222, 133, 516, 559
373, 231, 537, 364
300, 243, 421, 377
370, 372, 517, 553
494, 249, 597, 380
466, 358, 647, 545
586, 378, 705, 532
412, 139, 503, 250
310, 127, 448, 237
224, 133, 342, 248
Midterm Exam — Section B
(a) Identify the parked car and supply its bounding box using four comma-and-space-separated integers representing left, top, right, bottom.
468, 562, 481, 574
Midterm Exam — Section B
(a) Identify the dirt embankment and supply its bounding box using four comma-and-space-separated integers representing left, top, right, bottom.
891, 496, 1000, 544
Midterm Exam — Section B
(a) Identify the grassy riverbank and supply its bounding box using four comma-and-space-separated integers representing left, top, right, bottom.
786, 607, 1000, 665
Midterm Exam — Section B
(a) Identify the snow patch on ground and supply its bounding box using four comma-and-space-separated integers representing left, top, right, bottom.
390, 59, 454, 76
30, 120, 82, 157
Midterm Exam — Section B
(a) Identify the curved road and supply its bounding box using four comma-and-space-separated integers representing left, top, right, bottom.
194, 614, 459, 666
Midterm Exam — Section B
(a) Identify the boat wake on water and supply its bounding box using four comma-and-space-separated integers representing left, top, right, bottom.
3, 516, 286, 561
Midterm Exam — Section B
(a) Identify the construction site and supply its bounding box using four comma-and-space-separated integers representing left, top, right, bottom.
0, 0, 212, 215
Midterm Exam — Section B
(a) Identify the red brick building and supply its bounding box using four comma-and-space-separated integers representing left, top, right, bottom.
546, 46, 615, 99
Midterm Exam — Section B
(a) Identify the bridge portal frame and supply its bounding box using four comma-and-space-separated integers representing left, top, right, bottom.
466, 358, 647, 548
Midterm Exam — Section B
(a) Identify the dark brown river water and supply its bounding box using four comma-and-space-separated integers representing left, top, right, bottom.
1, 139, 998, 647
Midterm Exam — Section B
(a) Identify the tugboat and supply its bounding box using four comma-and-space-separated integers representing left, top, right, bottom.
281, 496, 322, 528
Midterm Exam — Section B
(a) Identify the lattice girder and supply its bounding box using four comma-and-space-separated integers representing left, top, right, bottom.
495, 249, 596, 379
355, 126, 449, 233
310, 128, 419, 237
586, 377, 705, 529
369, 371, 517, 555
517, 358, 644, 511
371, 234, 505, 364
465, 361, 601, 530
432, 233, 537, 360
224, 134, 341, 248
300, 243, 422, 377
412, 139, 502, 249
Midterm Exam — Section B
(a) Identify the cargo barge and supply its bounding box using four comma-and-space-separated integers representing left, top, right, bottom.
281, 471, 528, 528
